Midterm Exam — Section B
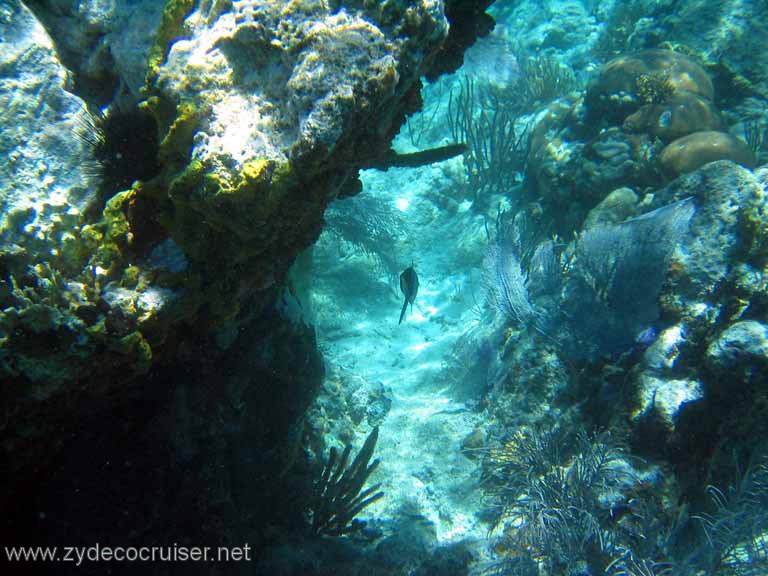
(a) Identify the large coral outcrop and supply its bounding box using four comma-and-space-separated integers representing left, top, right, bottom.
0, 0, 489, 399
628, 162, 768, 478
2, 0, 496, 555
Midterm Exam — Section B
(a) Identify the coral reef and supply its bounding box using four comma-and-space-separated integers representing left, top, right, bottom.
616, 160, 768, 491
5, 2, 768, 574
527, 47, 757, 237
586, 49, 714, 126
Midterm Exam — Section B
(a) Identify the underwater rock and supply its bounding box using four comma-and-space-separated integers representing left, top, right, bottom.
581, 129, 662, 198
642, 325, 686, 372
623, 161, 768, 465
583, 187, 639, 228
655, 161, 767, 328
141, 0, 460, 327
1, 0, 498, 552
154, 0, 448, 171
527, 96, 583, 161
659, 130, 757, 179
0, 0, 487, 385
426, 0, 495, 81
0, 1, 93, 253
655, 0, 768, 100
18, 0, 167, 103
706, 320, 768, 379
632, 374, 704, 438
527, 133, 582, 208
630, 325, 694, 450
529, 0, 595, 52
526, 100, 664, 234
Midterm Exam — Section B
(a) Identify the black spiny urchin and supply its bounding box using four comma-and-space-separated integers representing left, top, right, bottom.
78, 105, 161, 204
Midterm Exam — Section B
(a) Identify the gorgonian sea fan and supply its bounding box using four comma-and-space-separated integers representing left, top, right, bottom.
483, 242, 536, 325
483, 197, 695, 358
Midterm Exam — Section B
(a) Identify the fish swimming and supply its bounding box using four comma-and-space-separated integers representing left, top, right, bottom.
399, 265, 419, 325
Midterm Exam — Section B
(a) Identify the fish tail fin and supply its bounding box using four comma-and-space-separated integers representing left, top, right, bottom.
399, 299, 408, 325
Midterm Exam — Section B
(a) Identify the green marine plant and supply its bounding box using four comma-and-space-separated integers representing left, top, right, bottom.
483, 428, 768, 576
448, 54, 574, 207
308, 426, 384, 536
606, 555, 674, 576
146, 0, 197, 83
516, 55, 577, 109
744, 119, 768, 165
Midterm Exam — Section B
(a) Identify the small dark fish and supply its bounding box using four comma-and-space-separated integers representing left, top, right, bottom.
399, 265, 419, 325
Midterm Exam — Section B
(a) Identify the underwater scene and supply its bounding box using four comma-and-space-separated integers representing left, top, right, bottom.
2, 0, 768, 574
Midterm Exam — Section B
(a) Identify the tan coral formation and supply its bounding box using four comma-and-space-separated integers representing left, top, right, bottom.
660, 131, 757, 179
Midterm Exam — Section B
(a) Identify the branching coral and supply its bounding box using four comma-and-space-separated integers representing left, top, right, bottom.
516, 55, 576, 109
482, 428, 768, 576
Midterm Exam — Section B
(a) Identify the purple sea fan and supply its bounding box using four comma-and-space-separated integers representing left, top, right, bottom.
482, 242, 535, 325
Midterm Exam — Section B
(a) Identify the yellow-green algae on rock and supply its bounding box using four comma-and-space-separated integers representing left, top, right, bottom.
145, 0, 197, 84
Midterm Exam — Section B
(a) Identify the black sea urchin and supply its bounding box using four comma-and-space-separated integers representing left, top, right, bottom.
78, 106, 161, 203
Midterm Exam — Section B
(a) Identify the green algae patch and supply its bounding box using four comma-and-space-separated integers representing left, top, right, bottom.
168, 158, 206, 202
78, 188, 138, 283
111, 331, 153, 375
166, 156, 297, 248
158, 100, 200, 168
103, 190, 133, 246
146, 0, 197, 85
121, 265, 142, 289
206, 158, 275, 202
